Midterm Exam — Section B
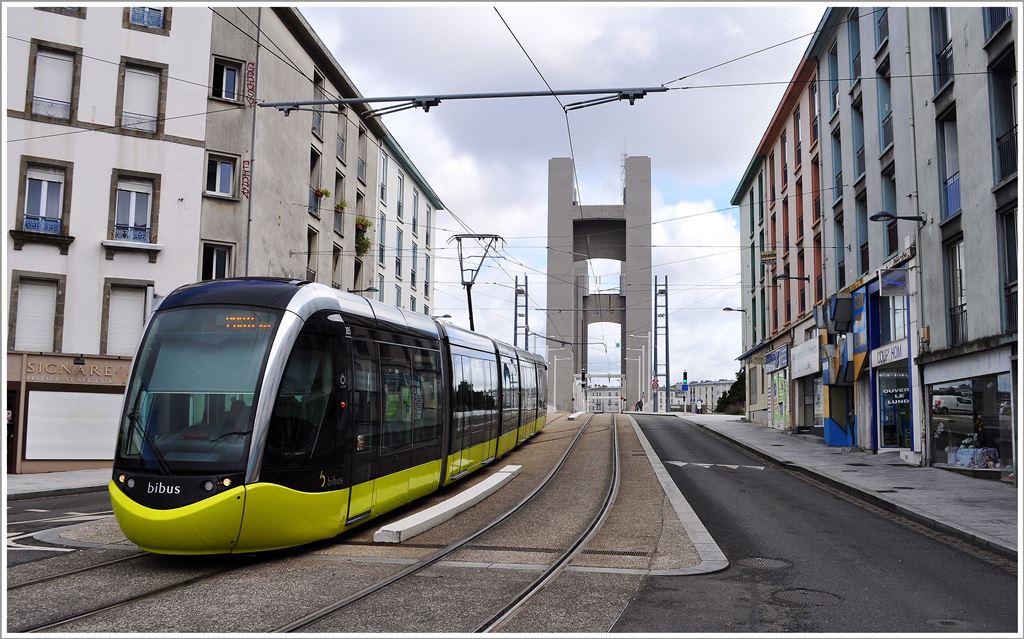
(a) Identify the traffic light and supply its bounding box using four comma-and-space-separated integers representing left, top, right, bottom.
683, 370, 688, 384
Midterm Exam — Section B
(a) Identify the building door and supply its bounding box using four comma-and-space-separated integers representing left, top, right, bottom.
7, 390, 18, 471
877, 364, 912, 448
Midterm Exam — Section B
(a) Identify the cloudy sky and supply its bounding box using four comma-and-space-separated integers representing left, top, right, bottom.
301, 2, 825, 386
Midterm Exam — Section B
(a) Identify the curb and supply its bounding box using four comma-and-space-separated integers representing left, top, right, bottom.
676, 416, 1018, 561
626, 415, 729, 576
7, 484, 109, 502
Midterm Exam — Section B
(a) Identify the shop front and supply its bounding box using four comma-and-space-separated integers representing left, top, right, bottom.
871, 338, 913, 449
791, 335, 822, 434
765, 344, 790, 431
6, 352, 131, 473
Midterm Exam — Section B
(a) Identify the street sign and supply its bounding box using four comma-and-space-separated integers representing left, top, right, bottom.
682, 382, 689, 392
761, 249, 777, 263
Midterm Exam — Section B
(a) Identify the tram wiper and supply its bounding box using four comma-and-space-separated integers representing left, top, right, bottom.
125, 389, 171, 477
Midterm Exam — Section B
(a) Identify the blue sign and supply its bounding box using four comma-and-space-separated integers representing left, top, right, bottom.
682, 382, 689, 392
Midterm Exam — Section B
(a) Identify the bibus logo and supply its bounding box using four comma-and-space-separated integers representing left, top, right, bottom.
147, 482, 181, 495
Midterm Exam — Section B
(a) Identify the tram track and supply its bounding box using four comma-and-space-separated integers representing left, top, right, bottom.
6, 552, 150, 591
276, 413, 611, 633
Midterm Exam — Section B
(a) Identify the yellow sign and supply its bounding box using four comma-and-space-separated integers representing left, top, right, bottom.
760, 249, 777, 263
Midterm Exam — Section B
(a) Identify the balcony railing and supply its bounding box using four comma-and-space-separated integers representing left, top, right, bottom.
986, 7, 1010, 38
833, 170, 843, 200
783, 233, 789, 252
852, 52, 862, 80
997, 127, 1017, 182
813, 195, 822, 222
837, 261, 846, 289
122, 111, 157, 132
815, 274, 823, 301
308, 187, 319, 217
114, 224, 151, 243
411, 270, 417, 288
357, 157, 366, 182
424, 280, 430, 298
782, 163, 789, 186
23, 215, 60, 235
331, 281, 341, 290
830, 85, 840, 113
949, 302, 968, 346
336, 134, 346, 160
881, 112, 894, 149
1006, 282, 1017, 332
936, 43, 954, 89
799, 287, 806, 313
859, 242, 870, 273
129, 6, 164, 28
32, 96, 71, 119
312, 110, 322, 137
794, 143, 801, 165
855, 145, 866, 177
878, 9, 889, 43
397, 200, 404, 219
811, 115, 819, 143
944, 172, 961, 217
334, 210, 343, 234
306, 267, 316, 281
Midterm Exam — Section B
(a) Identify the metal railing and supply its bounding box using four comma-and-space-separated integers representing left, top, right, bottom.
306, 267, 316, 281
424, 280, 430, 298
312, 110, 322, 137
336, 134, 346, 160
334, 210, 343, 233
331, 281, 341, 290
997, 127, 1017, 182
855, 145, 866, 177
782, 163, 789, 186
877, 9, 889, 43
811, 115, 819, 143
357, 157, 366, 182
122, 111, 157, 132
852, 52, 861, 80
944, 172, 961, 217
837, 261, 846, 289
129, 6, 163, 28
949, 303, 967, 346
936, 43, 954, 89
833, 170, 843, 200
1006, 282, 1017, 332
114, 224, 150, 243
830, 84, 840, 114
813, 195, 822, 222
308, 187, 319, 217
32, 96, 71, 119
794, 143, 801, 165
23, 215, 60, 235
815, 274, 823, 301
985, 7, 1010, 37
881, 112, 894, 149
860, 242, 870, 273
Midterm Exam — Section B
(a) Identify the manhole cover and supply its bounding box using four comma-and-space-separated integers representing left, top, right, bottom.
771, 588, 841, 606
735, 557, 792, 569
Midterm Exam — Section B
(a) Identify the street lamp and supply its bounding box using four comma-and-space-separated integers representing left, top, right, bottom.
431, 314, 452, 319
869, 211, 927, 223
773, 274, 810, 283
722, 307, 747, 313
348, 286, 378, 294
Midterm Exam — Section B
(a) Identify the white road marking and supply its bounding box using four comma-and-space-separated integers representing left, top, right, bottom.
24, 508, 50, 513
6, 531, 75, 552
664, 460, 765, 471
9, 511, 113, 526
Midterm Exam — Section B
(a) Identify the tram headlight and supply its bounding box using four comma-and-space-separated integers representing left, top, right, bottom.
202, 480, 215, 492
126, 478, 135, 489
221, 477, 232, 488
118, 474, 126, 483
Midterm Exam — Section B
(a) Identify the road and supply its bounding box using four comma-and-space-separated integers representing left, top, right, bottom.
6, 491, 112, 568
613, 414, 1018, 634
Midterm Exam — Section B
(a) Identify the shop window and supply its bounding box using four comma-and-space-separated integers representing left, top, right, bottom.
929, 374, 1014, 481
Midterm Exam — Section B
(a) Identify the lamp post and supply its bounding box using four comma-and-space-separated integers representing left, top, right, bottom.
626, 346, 644, 402
431, 314, 452, 319
348, 286, 379, 295
628, 331, 651, 410
722, 307, 747, 313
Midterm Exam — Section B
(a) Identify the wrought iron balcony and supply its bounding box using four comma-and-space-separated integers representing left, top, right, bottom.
129, 6, 164, 28
949, 303, 968, 346
944, 172, 961, 217
23, 215, 60, 235
997, 127, 1017, 182
32, 96, 70, 119
114, 224, 151, 243
122, 111, 157, 132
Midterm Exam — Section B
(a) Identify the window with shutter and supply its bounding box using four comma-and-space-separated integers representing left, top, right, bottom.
32, 50, 73, 119
122, 67, 160, 132
15, 280, 58, 352
107, 286, 146, 356
115, 179, 153, 242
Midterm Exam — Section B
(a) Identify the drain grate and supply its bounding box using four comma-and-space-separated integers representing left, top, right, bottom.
581, 549, 652, 557
735, 557, 792, 569
771, 588, 841, 606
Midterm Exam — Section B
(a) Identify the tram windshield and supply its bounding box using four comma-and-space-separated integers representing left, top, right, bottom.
114, 306, 282, 474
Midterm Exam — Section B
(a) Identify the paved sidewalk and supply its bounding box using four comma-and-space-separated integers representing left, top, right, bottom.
6, 468, 111, 501
663, 413, 1018, 559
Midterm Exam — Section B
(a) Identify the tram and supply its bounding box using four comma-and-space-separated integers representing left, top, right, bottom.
108, 278, 548, 554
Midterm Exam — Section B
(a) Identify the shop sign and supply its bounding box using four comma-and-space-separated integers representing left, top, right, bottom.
791, 339, 821, 378
871, 338, 909, 367
760, 249, 777, 264
851, 287, 868, 379
764, 345, 789, 373
879, 268, 910, 296
882, 243, 916, 270
23, 356, 130, 385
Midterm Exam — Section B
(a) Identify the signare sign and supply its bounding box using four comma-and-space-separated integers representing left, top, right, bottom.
871, 338, 909, 367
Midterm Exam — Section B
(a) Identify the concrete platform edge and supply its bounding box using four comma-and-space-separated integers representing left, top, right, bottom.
627, 415, 729, 576
677, 415, 1018, 561
7, 484, 109, 501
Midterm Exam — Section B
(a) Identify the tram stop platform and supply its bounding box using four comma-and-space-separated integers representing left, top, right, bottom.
14, 413, 726, 580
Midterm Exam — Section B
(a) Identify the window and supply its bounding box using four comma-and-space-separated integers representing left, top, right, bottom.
999, 208, 1017, 332
395, 227, 403, 277
22, 164, 65, 235
308, 148, 322, 217
831, 128, 843, 201
396, 172, 405, 219
395, 284, 402, 308
37, 7, 86, 18
378, 274, 385, 302
848, 8, 861, 81
809, 81, 819, 144
748, 188, 755, 234
937, 110, 961, 218
852, 102, 865, 178
31, 48, 74, 120
212, 58, 241, 102
985, 7, 1012, 39
378, 211, 387, 265
990, 51, 1017, 183
332, 244, 342, 289
412, 189, 419, 235
425, 205, 432, 246
311, 72, 324, 138
306, 227, 318, 281
931, 8, 953, 91
759, 229, 765, 280
878, 65, 893, 149
202, 243, 231, 280
423, 305, 429, 317
835, 214, 846, 290
334, 172, 345, 234
946, 237, 967, 345
424, 254, 431, 298
411, 242, 418, 288
793, 109, 802, 166
379, 152, 389, 203
828, 44, 840, 115
410, 296, 417, 312
856, 196, 869, 274
115, 178, 153, 243
768, 152, 776, 203
880, 295, 907, 344
13, 278, 58, 352
875, 7, 889, 48
357, 128, 367, 183
336, 110, 347, 163
127, 7, 166, 30
119, 64, 162, 133
105, 285, 147, 356
781, 133, 788, 187
881, 169, 898, 256
205, 153, 236, 197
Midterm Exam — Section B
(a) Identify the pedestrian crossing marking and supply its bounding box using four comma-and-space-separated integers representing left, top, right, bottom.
665, 460, 764, 471
25, 508, 50, 513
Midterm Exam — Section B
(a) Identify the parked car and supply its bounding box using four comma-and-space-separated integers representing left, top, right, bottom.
933, 394, 973, 415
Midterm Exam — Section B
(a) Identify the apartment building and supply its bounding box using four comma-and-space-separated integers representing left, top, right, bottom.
6, 7, 444, 473
736, 7, 1016, 481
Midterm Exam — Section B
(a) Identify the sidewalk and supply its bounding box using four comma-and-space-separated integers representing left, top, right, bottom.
6, 468, 111, 501
668, 413, 1018, 559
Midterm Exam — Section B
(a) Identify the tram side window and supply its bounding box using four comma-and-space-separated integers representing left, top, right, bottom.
380, 343, 413, 450
411, 349, 441, 445
502, 360, 520, 433
352, 339, 379, 453
265, 332, 334, 467
452, 355, 468, 436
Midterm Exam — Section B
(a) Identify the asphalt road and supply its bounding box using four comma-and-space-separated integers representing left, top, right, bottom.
613, 414, 1018, 634
6, 491, 113, 568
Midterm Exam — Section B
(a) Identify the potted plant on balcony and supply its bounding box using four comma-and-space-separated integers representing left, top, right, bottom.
334, 200, 347, 214
314, 187, 331, 199
354, 215, 373, 257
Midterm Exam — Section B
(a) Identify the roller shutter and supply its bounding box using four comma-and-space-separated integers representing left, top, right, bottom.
14, 280, 57, 352
25, 391, 123, 460
107, 286, 146, 356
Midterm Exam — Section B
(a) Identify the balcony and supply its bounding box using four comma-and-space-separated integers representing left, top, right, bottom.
859, 242, 869, 273
936, 43, 954, 89
114, 224, 151, 243
855, 145, 866, 177
877, 9, 889, 43
357, 157, 366, 182
312, 111, 322, 138
424, 280, 430, 298
830, 85, 840, 114
881, 112, 894, 149
815, 274, 823, 301
944, 172, 961, 217
997, 127, 1017, 182
129, 6, 164, 28
334, 210, 343, 234
31, 96, 70, 120
949, 303, 968, 346
783, 233, 790, 254
23, 215, 60, 235
122, 111, 157, 133
1006, 282, 1017, 332
813, 195, 822, 223
336, 134, 346, 160
837, 261, 846, 289
794, 143, 801, 165
782, 164, 788, 186
306, 267, 316, 281
986, 7, 1010, 38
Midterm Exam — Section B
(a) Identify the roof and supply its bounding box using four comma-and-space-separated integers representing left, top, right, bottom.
730, 154, 764, 205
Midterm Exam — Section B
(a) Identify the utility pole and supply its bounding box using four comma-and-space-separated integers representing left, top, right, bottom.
654, 275, 670, 412
448, 234, 503, 332
514, 276, 529, 350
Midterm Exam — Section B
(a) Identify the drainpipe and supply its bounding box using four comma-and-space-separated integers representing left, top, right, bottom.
243, 7, 262, 276
904, 8, 929, 466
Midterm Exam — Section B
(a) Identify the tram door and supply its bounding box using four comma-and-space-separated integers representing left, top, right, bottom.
449, 354, 468, 477
345, 337, 378, 524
